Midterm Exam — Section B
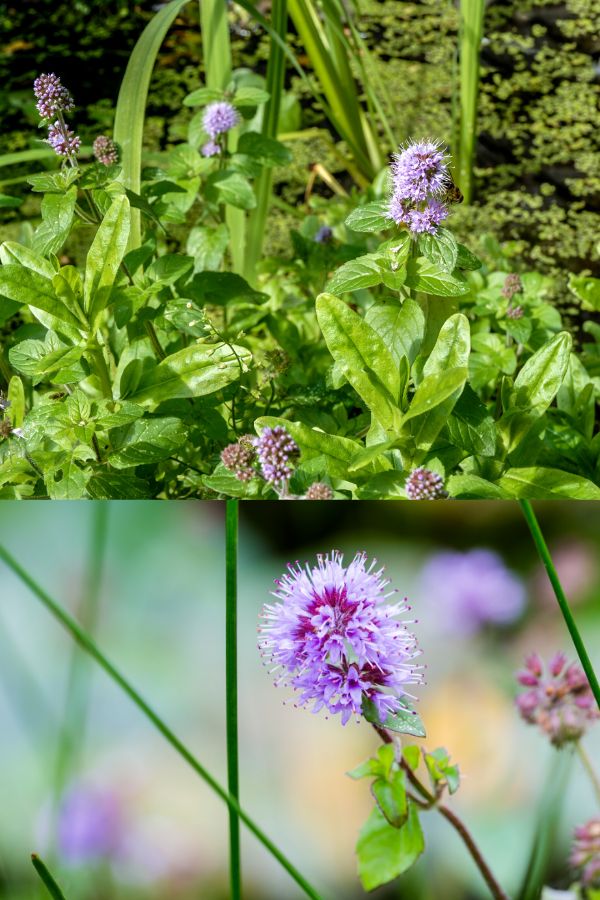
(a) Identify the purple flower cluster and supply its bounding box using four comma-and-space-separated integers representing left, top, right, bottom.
570, 819, 600, 887
259, 551, 421, 725
201, 139, 221, 158
202, 101, 239, 139
33, 73, 74, 118
405, 467, 447, 500
506, 305, 524, 320
252, 426, 300, 486
419, 549, 525, 635
388, 140, 450, 235
33, 74, 80, 160
221, 439, 256, 482
501, 273, 522, 299
516, 652, 599, 747
93, 135, 119, 166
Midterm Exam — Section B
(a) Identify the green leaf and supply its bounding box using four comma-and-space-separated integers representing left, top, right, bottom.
0, 194, 22, 209
405, 257, 470, 296
362, 696, 426, 738
236, 132, 291, 166
316, 293, 402, 431
347, 746, 395, 781
404, 313, 470, 452
108, 417, 187, 468
202, 467, 263, 499
345, 201, 391, 233
569, 273, 600, 312
424, 748, 460, 795
0, 266, 83, 331
32, 186, 77, 256
498, 468, 600, 500
372, 769, 408, 828
183, 86, 224, 106
7, 376, 25, 428
455, 243, 482, 270
254, 416, 388, 479
0, 241, 56, 278
44, 453, 93, 500
233, 86, 271, 107
357, 803, 424, 891
325, 253, 395, 295
83, 194, 130, 329
86, 472, 153, 499
447, 474, 510, 499
187, 224, 230, 271
417, 227, 458, 273
205, 171, 257, 210
146, 254, 193, 285
365, 298, 424, 367
447, 384, 496, 457
128, 343, 251, 408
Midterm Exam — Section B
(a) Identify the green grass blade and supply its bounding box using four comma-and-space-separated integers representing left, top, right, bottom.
0, 544, 323, 900
455, 0, 485, 203
31, 854, 67, 900
243, 0, 288, 281
226, 500, 241, 899
113, 0, 191, 251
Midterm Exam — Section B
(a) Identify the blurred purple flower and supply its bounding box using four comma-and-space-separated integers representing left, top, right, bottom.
516, 652, 598, 747
253, 426, 299, 487
259, 551, 421, 725
570, 819, 600, 887
57, 785, 124, 864
305, 482, 334, 500
33, 73, 74, 119
501, 273, 522, 299
420, 549, 526, 634
202, 101, 239, 139
220, 439, 256, 482
314, 225, 333, 244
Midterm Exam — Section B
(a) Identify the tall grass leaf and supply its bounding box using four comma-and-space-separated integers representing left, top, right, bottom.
456, 0, 485, 203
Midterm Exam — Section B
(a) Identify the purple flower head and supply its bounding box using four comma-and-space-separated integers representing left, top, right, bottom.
57, 784, 124, 864
506, 305, 524, 320
201, 139, 221, 158
305, 482, 334, 500
419, 549, 525, 635
221, 440, 256, 482
407, 198, 449, 234
253, 427, 300, 486
391, 140, 449, 203
570, 819, 600, 887
259, 551, 421, 725
47, 121, 81, 158
202, 101, 239, 139
516, 652, 599, 747
93, 135, 119, 166
33, 73, 74, 119
405, 467, 447, 500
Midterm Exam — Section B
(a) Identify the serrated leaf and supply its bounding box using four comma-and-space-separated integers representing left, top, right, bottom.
325, 254, 390, 295
0, 265, 83, 331
362, 696, 426, 738
357, 803, 424, 891
456, 243, 482, 270
345, 201, 392, 233
405, 257, 470, 296
372, 770, 408, 828
498, 467, 600, 500
236, 132, 291, 166
183, 87, 224, 107
205, 171, 257, 210
418, 227, 458, 273
187, 223, 230, 271
83, 194, 130, 329
108, 417, 187, 468
233, 86, 270, 107
365, 298, 424, 367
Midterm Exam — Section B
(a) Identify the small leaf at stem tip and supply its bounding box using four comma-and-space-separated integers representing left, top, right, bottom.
362, 696, 426, 738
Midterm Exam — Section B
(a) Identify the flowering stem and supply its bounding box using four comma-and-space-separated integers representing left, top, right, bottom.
576, 742, 600, 805
0, 544, 323, 900
31, 854, 66, 900
374, 726, 508, 900
226, 500, 242, 899
519, 501, 600, 711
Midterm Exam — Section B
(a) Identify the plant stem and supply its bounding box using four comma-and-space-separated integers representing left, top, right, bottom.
31, 854, 66, 900
374, 726, 508, 900
0, 544, 323, 900
519, 500, 600, 711
88, 345, 113, 398
226, 500, 241, 899
144, 320, 166, 361
576, 742, 600, 805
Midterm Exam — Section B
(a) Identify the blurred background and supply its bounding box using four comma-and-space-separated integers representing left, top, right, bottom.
0, 501, 599, 899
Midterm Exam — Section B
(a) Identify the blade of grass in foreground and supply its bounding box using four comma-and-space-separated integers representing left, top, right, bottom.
31, 854, 67, 900
0, 544, 323, 900
113, 0, 191, 251
520, 500, 600, 710
226, 500, 241, 899
455, 0, 485, 203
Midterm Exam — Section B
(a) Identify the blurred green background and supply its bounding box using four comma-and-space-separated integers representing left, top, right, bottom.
0, 501, 599, 899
